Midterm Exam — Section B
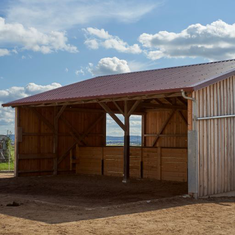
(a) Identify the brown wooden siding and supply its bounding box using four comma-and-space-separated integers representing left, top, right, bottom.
17, 106, 105, 176
145, 110, 188, 148
74, 147, 187, 182
16, 102, 188, 182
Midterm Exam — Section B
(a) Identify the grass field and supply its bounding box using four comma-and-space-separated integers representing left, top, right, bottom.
0, 162, 14, 171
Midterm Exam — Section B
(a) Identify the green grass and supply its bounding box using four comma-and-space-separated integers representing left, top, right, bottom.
0, 162, 14, 171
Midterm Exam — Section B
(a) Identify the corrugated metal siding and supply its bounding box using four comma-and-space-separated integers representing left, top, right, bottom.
193, 76, 235, 196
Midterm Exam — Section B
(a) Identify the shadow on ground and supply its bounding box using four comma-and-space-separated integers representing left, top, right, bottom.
0, 173, 234, 224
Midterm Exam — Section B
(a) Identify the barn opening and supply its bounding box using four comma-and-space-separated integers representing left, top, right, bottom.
106, 114, 142, 146
6, 96, 188, 193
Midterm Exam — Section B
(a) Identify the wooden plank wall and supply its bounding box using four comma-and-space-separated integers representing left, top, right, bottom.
145, 110, 188, 148
17, 105, 105, 176
16, 102, 188, 182
103, 147, 141, 178
193, 76, 235, 196
76, 147, 103, 175
75, 147, 187, 182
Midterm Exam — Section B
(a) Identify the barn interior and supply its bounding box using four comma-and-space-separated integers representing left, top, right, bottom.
15, 94, 189, 196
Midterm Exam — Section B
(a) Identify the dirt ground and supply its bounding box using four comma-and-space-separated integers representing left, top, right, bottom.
0, 173, 235, 235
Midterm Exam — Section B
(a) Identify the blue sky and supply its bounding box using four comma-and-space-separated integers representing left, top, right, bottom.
1, 0, 235, 135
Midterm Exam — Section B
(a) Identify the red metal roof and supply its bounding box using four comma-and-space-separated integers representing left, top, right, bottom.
3, 59, 235, 107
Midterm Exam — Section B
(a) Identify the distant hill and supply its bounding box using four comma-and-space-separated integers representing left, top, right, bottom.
106, 135, 141, 146
6, 135, 141, 146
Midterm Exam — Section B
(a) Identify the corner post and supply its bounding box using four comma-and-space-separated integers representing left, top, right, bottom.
187, 93, 199, 199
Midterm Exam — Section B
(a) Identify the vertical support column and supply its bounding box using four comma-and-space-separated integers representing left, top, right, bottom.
53, 106, 58, 175
157, 147, 162, 180
187, 94, 199, 198
141, 113, 146, 178
123, 100, 130, 183
14, 107, 20, 177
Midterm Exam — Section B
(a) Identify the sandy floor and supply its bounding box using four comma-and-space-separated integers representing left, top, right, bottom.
0, 173, 234, 234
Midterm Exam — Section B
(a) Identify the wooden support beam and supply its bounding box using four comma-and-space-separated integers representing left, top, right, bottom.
177, 110, 188, 125
177, 97, 187, 106
58, 114, 104, 165
57, 142, 77, 164
154, 98, 164, 105
142, 113, 146, 147
163, 97, 174, 105
27, 92, 182, 108
55, 105, 67, 121
188, 98, 193, 131
19, 154, 55, 160
99, 102, 125, 131
14, 107, 20, 177
127, 100, 142, 117
31, 108, 55, 132
22, 132, 53, 136
22, 132, 104, 137
80, 114, 104, 141
113, 101, 124, 115
140, 103, 187, 110
157, 147, 162, 180
123, 100, 130, 183
60, 116, 87, 146
66, 107, 105, 113
151, 109, 176, 147
144, 133, 187, 137
53, 106, 64, 175
18, 170, 53, 174
70, 149, 73, 171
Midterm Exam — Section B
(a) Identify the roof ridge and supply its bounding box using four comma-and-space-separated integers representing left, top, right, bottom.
94, 59, 235, 79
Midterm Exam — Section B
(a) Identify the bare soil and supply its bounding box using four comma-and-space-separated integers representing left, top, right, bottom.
0, 173, 235, 235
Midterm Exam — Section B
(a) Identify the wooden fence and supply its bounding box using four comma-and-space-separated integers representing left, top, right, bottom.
17, 146, 187, 182
75, 147, 188, 182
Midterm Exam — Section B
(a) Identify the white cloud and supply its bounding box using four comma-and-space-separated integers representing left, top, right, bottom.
5, 0, 158, 32
0, 82, 62, 103
75, 69, 85, 76
139, 20, 235, 61
89, 57, 131, 76
106, 114, 141, 137
12, 49, 18, 54
128, 60, 157, 72
0, 49, 10, 57
65, 68, 69, 72
85, 28, 111, 39
0, 17, 78, 55
84, 28, 142, 54
84, 39, 99, 50
0, 82, 62, 133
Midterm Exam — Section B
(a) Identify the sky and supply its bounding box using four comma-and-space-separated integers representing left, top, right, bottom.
1, 0, 235, 135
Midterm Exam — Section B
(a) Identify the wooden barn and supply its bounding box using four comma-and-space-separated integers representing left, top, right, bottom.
3, 59, 235, 198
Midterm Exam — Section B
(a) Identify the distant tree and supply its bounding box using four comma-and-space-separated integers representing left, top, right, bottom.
6, 137, 13, 162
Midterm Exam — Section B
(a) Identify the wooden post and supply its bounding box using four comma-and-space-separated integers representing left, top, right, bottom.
157, 147, 162, 180
99, 100, 141, 183
53, 106, 58, 175
123, 100, 130, 183
70, 149, 73, 171
14, 107, 20, 177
